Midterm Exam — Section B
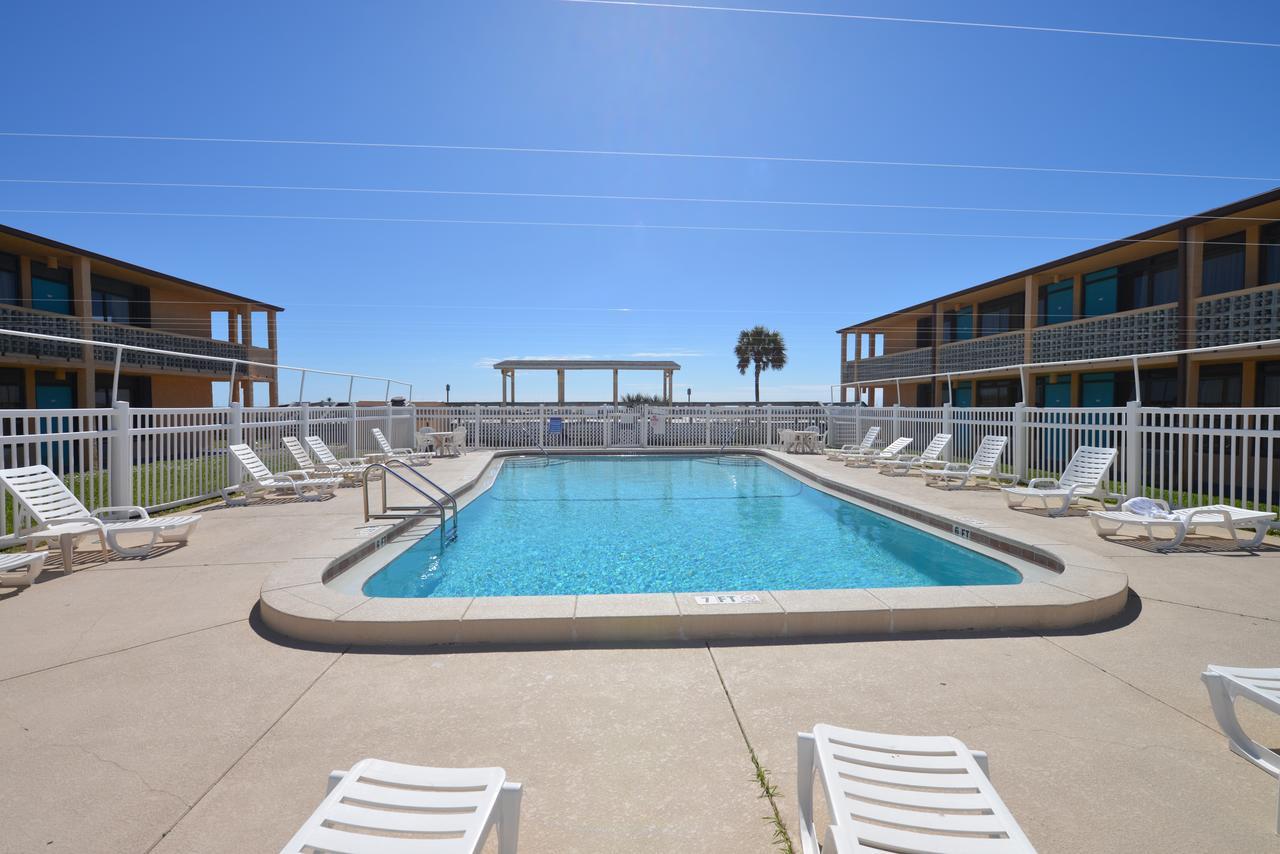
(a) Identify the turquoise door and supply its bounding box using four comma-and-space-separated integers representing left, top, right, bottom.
31, 277, 73, 315
35, 382, 75, 469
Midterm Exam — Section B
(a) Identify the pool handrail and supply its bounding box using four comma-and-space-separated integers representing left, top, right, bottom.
361, 459, 458, 546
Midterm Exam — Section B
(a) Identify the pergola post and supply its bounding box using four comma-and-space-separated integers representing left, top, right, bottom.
557, 369, 565, 403
612, 369, 619, 404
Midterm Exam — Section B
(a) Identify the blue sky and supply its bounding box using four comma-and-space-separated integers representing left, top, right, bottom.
3, 0, 1279, 402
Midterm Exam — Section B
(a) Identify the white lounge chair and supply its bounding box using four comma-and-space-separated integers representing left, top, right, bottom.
777, 428, 797, 453
798, 724, 1035, 854
305, 435, 378, 469
1201, 665, 1280, 832
1002, 445, 1116, 516
0, 551, 47, 588
283, 436, 364, 486
222, 444, 340, 506
1091, 501, 1276, 551
826, 426, 879, 460
280, 758, 522, 854
845, 436, 912, 468
371, 427, 432, 465
0, 465, 200, 566
924, 435, 1014, 490
879, 432, 951, 476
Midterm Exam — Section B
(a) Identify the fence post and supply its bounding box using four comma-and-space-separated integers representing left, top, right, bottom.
891, 403, 901, 441
348, 404, 359, 456
298, 401, 310, 445
640, 405, 649, 447
705, 404, 712, 446
855, 402, 861, 446
109, 400, 132, 507
1012, 401, 1028, 484
474, 404, 482, 449
1125, 399, 1142, 500
227, 401, 243, 486
941, 402, 953, 462
384, 404, 394, 448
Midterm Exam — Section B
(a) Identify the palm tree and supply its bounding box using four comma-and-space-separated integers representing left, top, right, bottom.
735, 326, 787, 402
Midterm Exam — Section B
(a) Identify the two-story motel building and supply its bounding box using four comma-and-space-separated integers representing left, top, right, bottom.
839, 188, 1280, 409
0, 224, 282, 409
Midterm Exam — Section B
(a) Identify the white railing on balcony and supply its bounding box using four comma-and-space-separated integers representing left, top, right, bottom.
3, 401, 1280, 542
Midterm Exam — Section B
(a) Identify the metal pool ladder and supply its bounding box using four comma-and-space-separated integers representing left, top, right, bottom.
361, 459, 458, 547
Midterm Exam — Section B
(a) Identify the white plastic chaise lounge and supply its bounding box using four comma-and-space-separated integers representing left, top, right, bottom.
280, 758, 522, 854
798, 724, 1035, 853
222, 444, 341, 506
1201, 665, 1280, 832
845, 436, 912, 468
1002, 445, 1116, 517
0, 551, 47, 588
825, 426, 879, 460
371, 427, 432, 466
0, 465, 201, 566
282, 436, 364, 486
305, 435, 381, 470
878, 432, 951, 476
924, 435, 1014, 490
1090, 500, 1276, 551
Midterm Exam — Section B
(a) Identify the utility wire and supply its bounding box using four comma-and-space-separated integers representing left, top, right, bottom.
4, 176, 1278, 222
560, 0, 1280, 49
0, 131, 1276, 183
0, 207, 1259, 245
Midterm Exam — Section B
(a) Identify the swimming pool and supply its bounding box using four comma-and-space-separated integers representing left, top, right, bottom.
361, 454, 1021, 598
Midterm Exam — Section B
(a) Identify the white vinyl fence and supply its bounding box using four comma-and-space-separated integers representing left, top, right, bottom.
2, 401, 1278, 542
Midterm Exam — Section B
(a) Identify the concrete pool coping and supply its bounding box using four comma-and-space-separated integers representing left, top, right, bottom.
259, 449, 1130, 645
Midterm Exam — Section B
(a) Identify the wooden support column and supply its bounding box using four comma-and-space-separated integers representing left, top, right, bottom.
612, 369, 618, 404
241, 305, 254, 347
556, 369, 565, 403
839, 331, 849, 402
72, 256, 95, 407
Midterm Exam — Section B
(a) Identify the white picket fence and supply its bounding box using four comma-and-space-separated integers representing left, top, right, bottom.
1, 401, 1278, 542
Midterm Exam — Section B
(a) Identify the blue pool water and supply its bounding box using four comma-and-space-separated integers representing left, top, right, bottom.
362, 455, 1021, 598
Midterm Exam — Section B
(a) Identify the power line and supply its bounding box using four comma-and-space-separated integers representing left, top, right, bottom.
0, 206, 1257, 245
0, 131, 1276, 182
5, 176, 1278, 222
560, 0, 1280, 49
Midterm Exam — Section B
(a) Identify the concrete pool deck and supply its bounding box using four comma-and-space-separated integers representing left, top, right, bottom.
262, 449, 1129, 645
1, 449, 1279, 851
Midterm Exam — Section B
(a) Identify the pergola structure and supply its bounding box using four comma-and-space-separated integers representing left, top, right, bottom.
493, 359, 681, 404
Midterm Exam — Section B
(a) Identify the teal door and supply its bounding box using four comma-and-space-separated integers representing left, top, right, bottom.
35, 382, 75, 470
31, 277, 73, 315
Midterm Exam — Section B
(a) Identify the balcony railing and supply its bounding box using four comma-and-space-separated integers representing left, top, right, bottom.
937, 329, 1024, 373
1031, 305, 1177, 364
846, 346, 932, 383
1196, 283, 1280, 348
0, 303, 264, 376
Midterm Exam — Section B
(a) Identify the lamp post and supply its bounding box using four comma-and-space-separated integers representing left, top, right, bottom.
445, 383, 450, 404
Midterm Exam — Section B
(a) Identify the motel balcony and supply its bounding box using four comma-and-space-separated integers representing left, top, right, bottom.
1030, 304, 1178, 364
0, 303, 275, 378
936, 329, 1024, 374
1196, 281, 1280, 348
844, 345, 932, 384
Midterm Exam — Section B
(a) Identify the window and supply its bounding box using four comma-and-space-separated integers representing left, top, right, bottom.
1197, 363, 1243, 406
1082, 268, 1119, 318
0, 252, 18, 306
1261, 222, 1280, 287
1118, 250, 1178, 309
0, 368, 23, 408
1079, 368, 1178, 406
978, 293, 1024, 336
915, 315, 934, 349
94, 373, 152, 407
975, 378, 1021, 406
1081, 252, 1179, 319
915, 384, 933, 407
1134, 368, 1178, 407
29, 262, 73, 315
91, 274, 149, 326
944, 381, 973, 407
1037, 279, 1073, 326
1256, 361, 1280, 407
1201, 232, 1245, 296
942, 306, 973, 342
